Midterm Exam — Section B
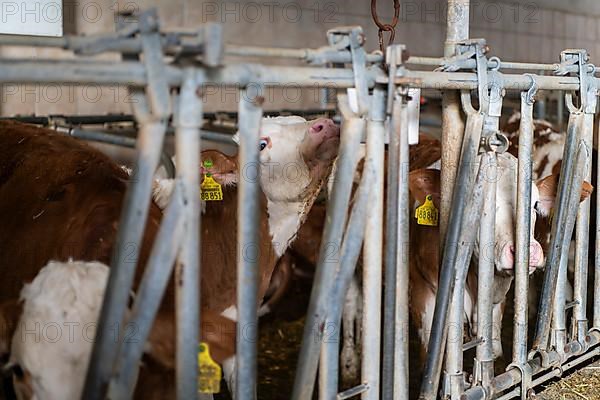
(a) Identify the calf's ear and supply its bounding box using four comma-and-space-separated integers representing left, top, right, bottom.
408, 168, 441, 206
535, 174, 593, 217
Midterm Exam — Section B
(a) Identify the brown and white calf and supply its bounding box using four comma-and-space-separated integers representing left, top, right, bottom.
0, 116, 340, 399
408, 151, 591, 363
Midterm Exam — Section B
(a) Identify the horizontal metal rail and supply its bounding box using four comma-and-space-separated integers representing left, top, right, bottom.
0, 59, 592, 91
225, 44, 383, 64
406, 56, 567, 72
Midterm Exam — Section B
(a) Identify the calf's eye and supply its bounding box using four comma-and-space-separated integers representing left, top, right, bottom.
259, 138, 269, 151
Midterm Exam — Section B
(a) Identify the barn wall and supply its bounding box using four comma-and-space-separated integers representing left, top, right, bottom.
1, 0, 600, 115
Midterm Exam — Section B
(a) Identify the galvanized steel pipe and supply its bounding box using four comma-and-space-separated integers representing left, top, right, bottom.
512, 92, 535, 366
419, 95, 483, 400
292, 103, 365, 400
235, 89, 264, 400
174, 69, 203, 399
361, 87, 386, 400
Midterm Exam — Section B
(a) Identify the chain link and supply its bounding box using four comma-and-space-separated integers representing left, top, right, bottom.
371, 0, 401, 54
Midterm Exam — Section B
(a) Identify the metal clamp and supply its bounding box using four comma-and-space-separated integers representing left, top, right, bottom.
527, 348, 552, 369
138, 9, 171, 119
480, 133, 509, 154
437, 39, 487, 72
560, 49, 598, 114
327, 27, 370, 116
506, 362, 532, 400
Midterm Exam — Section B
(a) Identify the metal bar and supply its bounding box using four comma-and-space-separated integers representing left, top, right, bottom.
419, 95, 483, 400
292, 99, 365, 400
464, 337, 485, 352
82, 93, 168, 400
174, 68, 203, 399
337, 384, 370, 400
55, 126, 137, 147
0, 60, 364, 88
512, 91, 535, 366
381, 65, 401, 400
439, 0, 470, 249
392, 89, 410, 400
225, 44, 383, 64
444, 152, 491, 399
595, 112, 600, 328
572, 112, 594, 344
532, 113, 587, 353
361, 86, 385, 400
551, 239, 569, 358
0, 59, 589, 91
398, 71, 581, 91
405, 56, 561, 72
473, 151, 497, 390
320, 157, 374, 400
107, 184, 186, 399
235, 89, 264, 400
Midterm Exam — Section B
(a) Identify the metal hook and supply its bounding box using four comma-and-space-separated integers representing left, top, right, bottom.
524, 74, 538, 105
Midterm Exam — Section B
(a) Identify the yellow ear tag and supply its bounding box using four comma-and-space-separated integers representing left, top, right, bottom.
201, 159, 223, 201
415, 195, 438, 226
198, 342, 222, 393
201, 174, 223, 201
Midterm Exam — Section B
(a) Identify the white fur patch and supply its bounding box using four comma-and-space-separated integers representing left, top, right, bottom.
11, 260, 110, 400
418, 296, 436, 347
152, 178, 176, 210
220, 306, 237, 322
266, 200, 305, 257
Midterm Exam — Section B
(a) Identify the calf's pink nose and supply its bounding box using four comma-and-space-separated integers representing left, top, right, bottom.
310, 118, 340, 138
503, 241, 544, 268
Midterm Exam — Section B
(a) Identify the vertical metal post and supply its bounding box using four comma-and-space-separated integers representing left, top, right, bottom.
392, 88, 410, 400
292, 96, 364, 400
572, 112, 594, 345
420, 92, 483, 400
512, 91, 535, 366
83, 14, 171, 396
319, 160, 374, 400
107, 185, 186, 399
440, 0, 470, 245
444, 151, 491, 399
551, 243, 568, 359
557, 91, 565, 128
361, 86, 386, 400
235, 89, 264, 400
382, 44, 404, 400
595, 114, 600, 328
83, 93, 169, 399
473, 152, 497, 390
175, 68, 203, 399
532, 113, 585, 353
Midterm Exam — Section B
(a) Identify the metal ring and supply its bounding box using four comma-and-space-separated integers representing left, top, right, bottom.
488, 56, 501, 71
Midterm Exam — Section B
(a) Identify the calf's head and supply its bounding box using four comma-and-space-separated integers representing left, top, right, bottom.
482, 153, 592, 275
9, 260, 109, 400
256, 116, 340, 204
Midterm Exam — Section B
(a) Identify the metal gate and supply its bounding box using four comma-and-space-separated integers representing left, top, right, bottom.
0, 2, 599, 400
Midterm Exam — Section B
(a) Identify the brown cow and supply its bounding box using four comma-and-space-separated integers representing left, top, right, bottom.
0, 116, 340, 399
